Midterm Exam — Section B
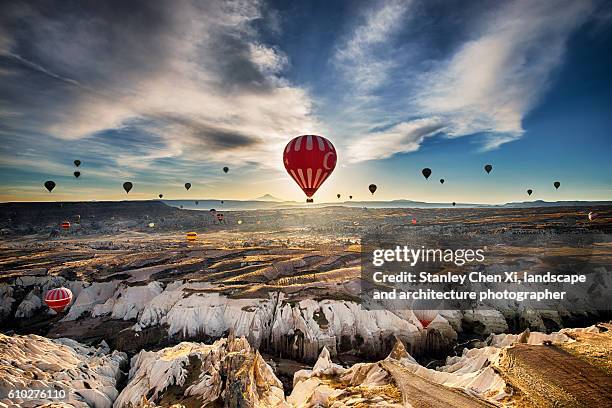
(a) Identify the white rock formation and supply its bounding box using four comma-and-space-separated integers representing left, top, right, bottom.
0, 284, 15, 320
93, 281, 163, 320
0, 334, 127, 408
15, 290, 43, 318
63, 282, 119, 321
271, 299, 423, 361
289, 345, 402, 407
114, 336, 287, 407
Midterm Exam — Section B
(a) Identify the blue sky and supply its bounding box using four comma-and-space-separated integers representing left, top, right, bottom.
0, 0, 610, 203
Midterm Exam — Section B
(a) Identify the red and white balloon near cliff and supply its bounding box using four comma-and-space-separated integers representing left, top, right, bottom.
283, 135, 337, 202
44, 287, 73, 313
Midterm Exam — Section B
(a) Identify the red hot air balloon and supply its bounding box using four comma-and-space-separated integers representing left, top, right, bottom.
283, 135, 336, 202
44, 287, 73, 313
414, 310, 437, 328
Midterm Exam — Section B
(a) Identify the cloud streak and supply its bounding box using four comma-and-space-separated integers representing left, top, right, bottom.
0, 0, 319, 172
343, 0, 598, 162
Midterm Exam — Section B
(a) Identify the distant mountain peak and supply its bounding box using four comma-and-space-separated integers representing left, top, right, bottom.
254, 194, 283, 202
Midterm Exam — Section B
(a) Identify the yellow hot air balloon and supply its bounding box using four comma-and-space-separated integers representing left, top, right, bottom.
186, 232, 198, 241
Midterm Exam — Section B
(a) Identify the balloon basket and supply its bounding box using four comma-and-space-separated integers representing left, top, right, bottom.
306, 198, 313, 203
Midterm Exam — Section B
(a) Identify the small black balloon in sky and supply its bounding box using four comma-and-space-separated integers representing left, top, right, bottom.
44, 180, 56, 192
422, 168, 431, 179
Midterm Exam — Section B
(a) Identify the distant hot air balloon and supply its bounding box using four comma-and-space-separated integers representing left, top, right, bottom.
283, 135, 337, 202
44, 287, 73, 313
195, 201, 199, 205
221, 200, 224, 204
452, 202, 456, 207
223, 167, 229, 173
74, 160, 81, 167
349, 195, 353, 200
554, 181, 560, 189
484, 164, 492, 174
369, 184, 377, 194
439, 179, 444, 184
414, 310, 437, 328
148, 222, 155, 228
186, 232, 197, 241
184, 183, 191, 191
422, 168, 432, 180
61, 221, 70, 230
237, 220, 243, 225
159, 194, 163, 199
337, 194, 341, 199
123, 182, 133, 194
44, 180, 56, 192
73, 171, 80, 178
527, 189, 533, 196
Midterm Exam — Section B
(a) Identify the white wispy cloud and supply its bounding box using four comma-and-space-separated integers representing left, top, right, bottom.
415, 0, 595, 149
0, 0, 320, 172
335, 0, 412, 94
345, 0, 598, 162
347, 118, 444, 162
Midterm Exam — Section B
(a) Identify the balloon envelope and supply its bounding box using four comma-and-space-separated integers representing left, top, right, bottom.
44, 180, 56, 192
73, 171, 80, 178
554, 181, 560, 189
452, 202, 456, 206
74, 160, 81, 167
283, 135, 337, 199
184, 183, 191, 190
422, 168, 431, 179
349, 195, 353, 200
527, 189, 533, 196
369, 184, 377, 194
439, 179, 444, 184
123, 182, 133, 193
159, 194, 163, 198
44, 287, 73, 313
337, 194, 341, 199
414, 310, 437, 328
484, 164, 492, 174
223, 167, 229, 173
